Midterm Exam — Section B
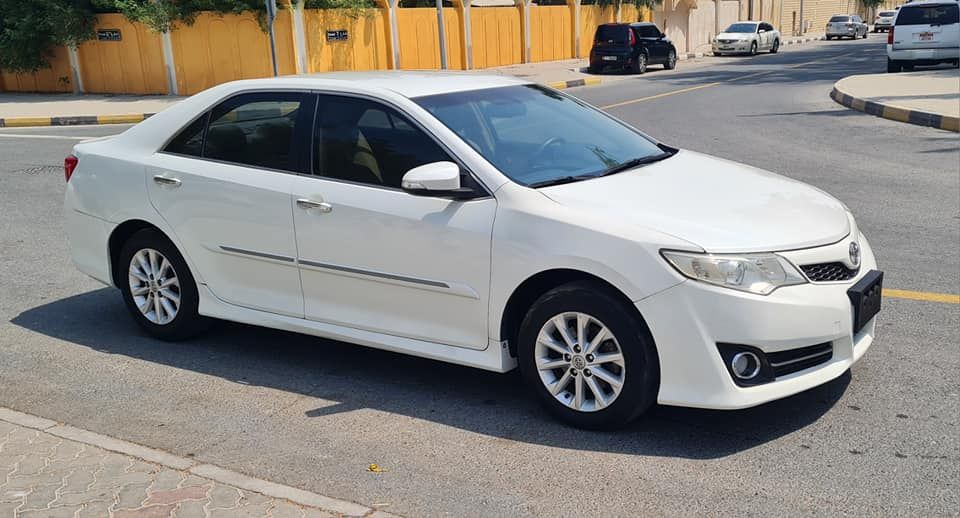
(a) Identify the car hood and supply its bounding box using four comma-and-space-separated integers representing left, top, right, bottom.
538, 150, 850, 253
717, 32, 754, 39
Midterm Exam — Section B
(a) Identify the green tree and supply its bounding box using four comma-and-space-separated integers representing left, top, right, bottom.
0, 0, 96, 73
91, 0, 268, 32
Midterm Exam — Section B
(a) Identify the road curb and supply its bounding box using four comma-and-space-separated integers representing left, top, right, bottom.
830, 85, 959, 132
547, 77, 603, 90
0, 406, 395, 518
0, 113, 153, 128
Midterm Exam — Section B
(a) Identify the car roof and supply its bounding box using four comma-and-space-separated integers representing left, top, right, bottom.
600, 22, 656, 26
901, 0, 958, 5
215, 71, 532, 99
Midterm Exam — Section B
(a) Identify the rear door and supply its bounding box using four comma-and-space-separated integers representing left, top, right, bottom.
147, 91, 314, 318
893, 3, 960, 49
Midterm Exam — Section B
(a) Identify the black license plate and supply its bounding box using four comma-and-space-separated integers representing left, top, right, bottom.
847, 270, 883, 333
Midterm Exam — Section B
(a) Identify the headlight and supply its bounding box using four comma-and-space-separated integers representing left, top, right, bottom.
661, 250, 807, 295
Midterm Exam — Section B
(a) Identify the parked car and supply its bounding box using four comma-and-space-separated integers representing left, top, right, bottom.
712, 21, 781, 55
887, 0, 960, 72
64, 73, 882, 430
825, 14, 870, 39
874, 9, 898, 31
588, 22, 677, 74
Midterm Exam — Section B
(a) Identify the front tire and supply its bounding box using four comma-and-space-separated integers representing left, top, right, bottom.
119, 229, 208, 341
664, 49, 677, 69
750, 41, 758, 55
518, 281, 659, 430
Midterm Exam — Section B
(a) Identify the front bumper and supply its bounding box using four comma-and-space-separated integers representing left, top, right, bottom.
712, 41, 751, 53
637, 233, 878, 410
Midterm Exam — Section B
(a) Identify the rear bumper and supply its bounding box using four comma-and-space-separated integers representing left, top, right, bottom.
638, 233, 879, 410
589, 52, 633, 69
827, 28, 859, 36
888, 45, 960, 62
65, 208, 114, 286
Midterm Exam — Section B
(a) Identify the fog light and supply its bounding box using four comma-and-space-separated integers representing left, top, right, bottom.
730, 352, 761, 380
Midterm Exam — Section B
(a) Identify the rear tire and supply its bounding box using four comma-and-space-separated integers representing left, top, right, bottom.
770, 39, 780, 53
518, 281, 659, 430
118, 229, 209, 341
632, 53, 648, 74
587, 66, 600, 74
826, 35, 833, 40
903, 63, 915, 71
887, 58, 902, 73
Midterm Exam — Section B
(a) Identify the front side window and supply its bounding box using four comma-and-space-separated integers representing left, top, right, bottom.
726, 23, 758, 33
313, 95, 452, 188
896, 4, 959, 25
415, 85, 670, 187
203, 93, 307, 171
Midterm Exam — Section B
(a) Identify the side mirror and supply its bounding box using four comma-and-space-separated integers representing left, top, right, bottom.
401, 161, 478, 199
759, 29, 766, 33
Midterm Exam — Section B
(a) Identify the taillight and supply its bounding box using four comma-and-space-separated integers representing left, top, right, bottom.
887, 26, 894, 44
64, 154, 78, 182
629, 29, 636, 46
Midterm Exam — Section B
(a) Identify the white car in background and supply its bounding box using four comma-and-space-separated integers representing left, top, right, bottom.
64, 73, 882, 430
826, 14, 870, 39
874, 9, 898, 31
887, 0, 960, 72
713, 21, 781, 55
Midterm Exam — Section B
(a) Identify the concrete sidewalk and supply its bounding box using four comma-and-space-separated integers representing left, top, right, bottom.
0, 408, 396, 518
831, 69, 959, 132
0, 33, 828, 127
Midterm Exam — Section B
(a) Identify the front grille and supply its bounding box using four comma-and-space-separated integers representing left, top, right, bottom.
768, 342, 833, 378
801, 262, 858, 282
717, 39, 737, 44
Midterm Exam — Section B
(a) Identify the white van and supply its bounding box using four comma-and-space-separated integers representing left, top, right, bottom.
887, 0, 960, 72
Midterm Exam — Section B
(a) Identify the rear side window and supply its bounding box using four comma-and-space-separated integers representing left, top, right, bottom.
165, 115, 206, 157
595, 25, 629, 42
897, 4, 959, 25
879, 11, 896, 16
205, 94, 306, 171
829, 16, 851, 22
636, 25, 661, 38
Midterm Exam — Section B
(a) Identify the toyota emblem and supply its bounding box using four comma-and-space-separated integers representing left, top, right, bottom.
849, 242, 861, 267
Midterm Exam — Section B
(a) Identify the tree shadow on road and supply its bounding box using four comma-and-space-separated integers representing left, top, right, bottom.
12, 288, 851, 460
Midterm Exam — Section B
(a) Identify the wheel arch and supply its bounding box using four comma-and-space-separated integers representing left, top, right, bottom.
498, 268, 656, 358
107, 219, 169, 287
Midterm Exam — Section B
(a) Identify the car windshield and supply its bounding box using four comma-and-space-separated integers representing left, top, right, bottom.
414, 85, 670, 187
595, 25, 629, 42
725, 23, 758, 33
896, 4, 959, 25
829, 15, 852, 22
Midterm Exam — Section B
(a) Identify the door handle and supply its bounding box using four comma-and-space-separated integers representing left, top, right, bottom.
153, 175, 181, 187
296, 198, 333, 213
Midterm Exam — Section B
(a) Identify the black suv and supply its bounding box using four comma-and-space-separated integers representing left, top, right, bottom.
588, 22, 677, 74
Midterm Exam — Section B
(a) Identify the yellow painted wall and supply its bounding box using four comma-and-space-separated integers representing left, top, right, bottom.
528, 6, 573, 62
304, 9, 391, 72
579, 5, 617, 57
0, 46, 73, 93
471, 7, 523, 69
77, 13, 168, 95
171, 12, 297, 95
397, 8, 465, 70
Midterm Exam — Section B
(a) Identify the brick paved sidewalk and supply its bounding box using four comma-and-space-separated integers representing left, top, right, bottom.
0, 410, 393, 518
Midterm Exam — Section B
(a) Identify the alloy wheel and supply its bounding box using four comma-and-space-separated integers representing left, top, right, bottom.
534, 312, 626, 412
128, 248, 181, 325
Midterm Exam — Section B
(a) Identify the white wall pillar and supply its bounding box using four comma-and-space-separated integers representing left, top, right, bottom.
292, 0, 309, 74
573, 0, 581, 59
160, 30, 179, 95
436, 0, 449, 69
521, 0, 532, 63
463, 0, 474, 69
389, 0, 402, 68
616, 0, 622, 22
66, 45, 83, 94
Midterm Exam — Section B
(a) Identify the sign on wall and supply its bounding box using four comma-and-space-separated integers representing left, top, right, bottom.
326, 30, 349, 42
96, 29, 122, 41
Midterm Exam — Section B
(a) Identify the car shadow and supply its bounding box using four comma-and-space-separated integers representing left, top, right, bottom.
12, 288, 851, 460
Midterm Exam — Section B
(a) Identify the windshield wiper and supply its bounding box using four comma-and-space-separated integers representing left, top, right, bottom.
596, 149, 677, 178
527, 175, 596, 188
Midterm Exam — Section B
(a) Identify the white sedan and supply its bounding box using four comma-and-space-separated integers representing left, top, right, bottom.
64, 73, 882, 429
713, 21, 781, 55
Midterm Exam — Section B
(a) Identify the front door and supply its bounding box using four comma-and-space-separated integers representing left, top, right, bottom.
147, 91, 314, 318
291, 94, 496, 350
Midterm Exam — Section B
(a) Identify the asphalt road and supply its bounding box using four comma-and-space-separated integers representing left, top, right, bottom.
1, 35, 958, 517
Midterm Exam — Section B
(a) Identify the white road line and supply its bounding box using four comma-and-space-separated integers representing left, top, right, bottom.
0, 133, 97, 140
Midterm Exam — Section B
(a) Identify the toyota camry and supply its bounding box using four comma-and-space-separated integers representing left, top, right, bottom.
64, 73, 882, 429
